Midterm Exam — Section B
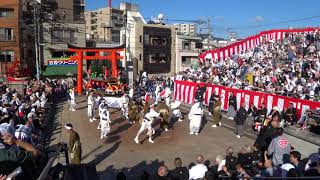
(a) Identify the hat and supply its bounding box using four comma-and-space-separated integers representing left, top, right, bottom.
65, 124, 73, 130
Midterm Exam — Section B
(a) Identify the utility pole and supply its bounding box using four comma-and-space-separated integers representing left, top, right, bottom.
32, 0, 40, 81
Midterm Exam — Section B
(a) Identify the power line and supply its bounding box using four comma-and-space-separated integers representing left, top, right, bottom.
220, 15, 320, 30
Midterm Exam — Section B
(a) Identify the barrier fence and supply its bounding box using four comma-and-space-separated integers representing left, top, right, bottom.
173, 80, 320, 119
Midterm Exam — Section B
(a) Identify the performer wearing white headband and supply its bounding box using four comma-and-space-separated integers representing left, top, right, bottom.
64, 123, 82, 164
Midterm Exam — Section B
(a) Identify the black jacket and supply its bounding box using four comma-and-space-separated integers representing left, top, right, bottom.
258, 107, 267, 117
285, 107, 298, 123
235, 107, 247, 125
169, 167, 189, 180
247, 106, 258, 118
255, 124, 277, 151
228, 96, 237, 109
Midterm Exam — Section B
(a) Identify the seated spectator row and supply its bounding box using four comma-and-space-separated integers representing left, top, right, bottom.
177, 31, 320, 101
0, 79, 73, 179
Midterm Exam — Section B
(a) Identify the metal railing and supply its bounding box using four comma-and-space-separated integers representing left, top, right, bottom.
37, 143, 67, 180
6, 167, 22, 180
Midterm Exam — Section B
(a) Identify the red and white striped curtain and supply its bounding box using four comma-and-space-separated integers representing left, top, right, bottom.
174, 80, 320, 119
199, 27, 320, 61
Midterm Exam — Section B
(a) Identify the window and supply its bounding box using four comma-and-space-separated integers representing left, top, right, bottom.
182, 56, 191, 65
0, 28, 13, 41
147, 53, 168, 64
0, 50, 14, 62
51, 29, 76, 44
182, 41, 190, 50
144, 34, 149, 45
0, 8, 14, 17
139, 35, 142, 43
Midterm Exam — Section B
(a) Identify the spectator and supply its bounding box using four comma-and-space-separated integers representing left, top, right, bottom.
256, 113, 280, 151
284, 103, 298, 125
152, 165, 171, 180
169, 157, 189, 180
225, 147, 238, 173
304, 153, 320, 176
0, 133, 39, 175
236, 164, 250, 179
290, 151, 305, 176
189, 155, 208, 180
226, 92, 237, 120
238, 145, 253, 169
267, 128, 291, 166
234, 102, 247, 138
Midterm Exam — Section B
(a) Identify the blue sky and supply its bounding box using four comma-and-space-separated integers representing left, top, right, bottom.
85, 0, 320, 38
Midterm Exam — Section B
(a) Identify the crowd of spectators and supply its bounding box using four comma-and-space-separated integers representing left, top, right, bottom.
177, 31, 320, 101
116, 127, 320, 180
0, 78, 72, 179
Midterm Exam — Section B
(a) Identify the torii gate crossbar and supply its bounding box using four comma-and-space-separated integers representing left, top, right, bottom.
68, 47, 124, 95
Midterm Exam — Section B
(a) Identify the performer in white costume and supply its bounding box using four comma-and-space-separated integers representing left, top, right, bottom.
134, 105, 160, 144
155, 83, 161, 102
69, 87, 76, 111
87, 91, 97, 122
188, 100, 204, 135
97, 99, 106, 129
129, 86, 134, 99
99, 103, 111, 139
163, 87, 172, 107
171, 100, 183, 122
121, 94, 130, 119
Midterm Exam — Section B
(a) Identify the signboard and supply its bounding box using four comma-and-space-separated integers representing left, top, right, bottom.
48, 60, 77, 66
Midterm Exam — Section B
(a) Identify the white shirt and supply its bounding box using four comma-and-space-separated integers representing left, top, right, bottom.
88, 95, 94, 105
145, 109, 160, 121
189, 164, 208, 180
188, 102, 203, 119
129, 88, 134, 98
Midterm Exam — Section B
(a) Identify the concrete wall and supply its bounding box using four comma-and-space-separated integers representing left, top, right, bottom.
42, 22, 86, 66
175, 36, 201, 72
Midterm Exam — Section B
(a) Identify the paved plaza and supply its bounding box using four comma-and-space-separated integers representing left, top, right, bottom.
50, 96, 253, 179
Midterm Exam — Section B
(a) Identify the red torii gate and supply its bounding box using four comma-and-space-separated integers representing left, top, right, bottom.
68, 45, 124, 95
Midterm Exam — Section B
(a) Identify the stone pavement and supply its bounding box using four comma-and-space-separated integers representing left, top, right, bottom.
50, 95, 254, 179
48, 95, 320, 179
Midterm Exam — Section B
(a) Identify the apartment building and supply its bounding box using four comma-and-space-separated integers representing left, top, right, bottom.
0, 0, 34, 77
175, 35, 202, 72
174, 23, 197, 36
41, 0, 86, 76
85, 6, 125, 43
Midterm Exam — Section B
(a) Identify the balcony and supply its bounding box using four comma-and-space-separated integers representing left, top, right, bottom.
0, 35, 15, 42
179, 48, 200, 53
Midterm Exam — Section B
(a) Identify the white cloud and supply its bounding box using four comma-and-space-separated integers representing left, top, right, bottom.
254, 16, 264, 22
